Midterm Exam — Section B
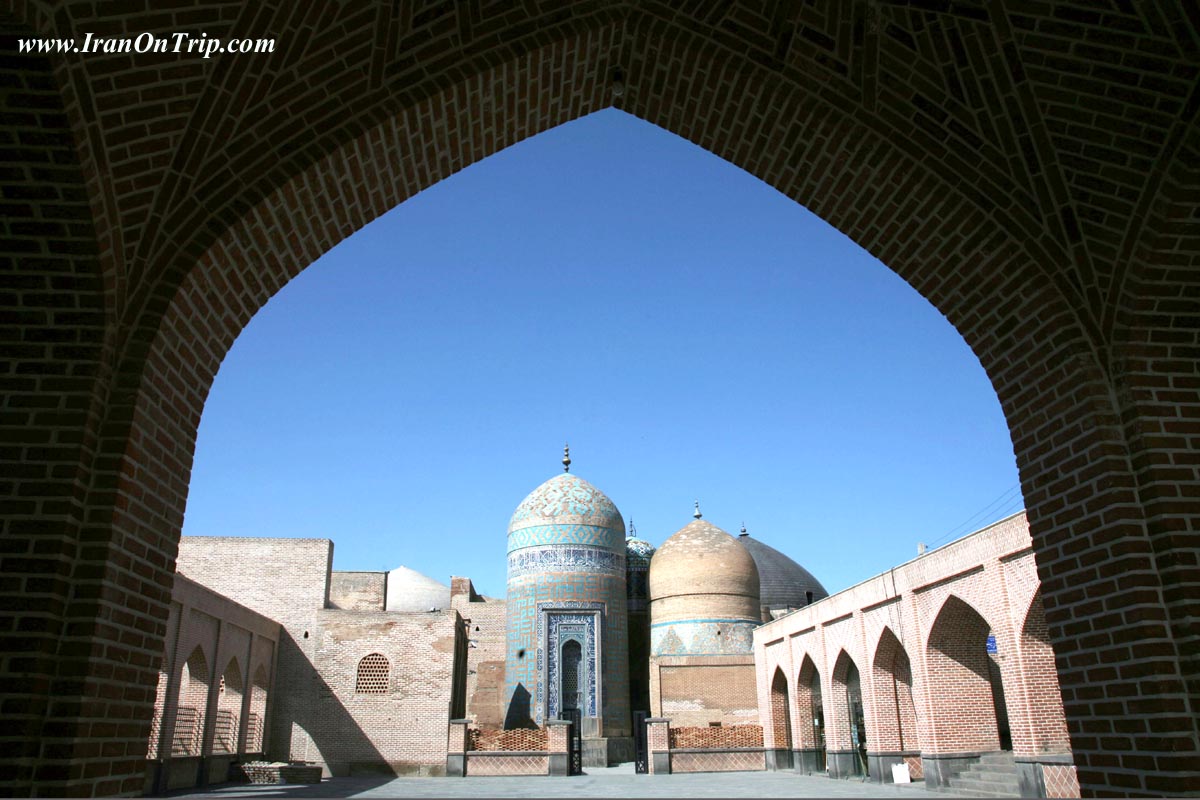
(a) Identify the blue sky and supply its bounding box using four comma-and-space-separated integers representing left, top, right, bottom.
183, 109, 1022, 598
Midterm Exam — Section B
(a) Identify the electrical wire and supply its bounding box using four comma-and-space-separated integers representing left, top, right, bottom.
925, 483, 1024, 550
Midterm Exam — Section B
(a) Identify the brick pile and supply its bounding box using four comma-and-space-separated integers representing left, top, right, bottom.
669, 725, 763, 749
468, 727, 549, 752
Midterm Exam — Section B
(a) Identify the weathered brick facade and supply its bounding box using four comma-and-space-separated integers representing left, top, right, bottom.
2, 3, 1197, 795
755, 513, 1078, 796
173, 538, 465, 778
142, 575, 279, 794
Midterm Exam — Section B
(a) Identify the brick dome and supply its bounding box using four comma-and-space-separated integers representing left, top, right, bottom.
649, 519, 761, 624
735, 531, 828, 616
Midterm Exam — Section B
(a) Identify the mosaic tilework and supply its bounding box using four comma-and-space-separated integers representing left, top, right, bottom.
507, 545, 623, 579
504, 473, 629, 736
506, 523, 625, 554
650, 619, 758, 656
544, 611, 598, 720
508, 474, 624, 532
505, 577, 629, 731
626, 537, 655, 567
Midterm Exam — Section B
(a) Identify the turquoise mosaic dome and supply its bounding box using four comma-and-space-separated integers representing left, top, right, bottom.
507, 473, 625, 553
625, 537, 656, 568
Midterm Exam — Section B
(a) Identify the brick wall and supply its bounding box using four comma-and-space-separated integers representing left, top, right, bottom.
3, 4, 1198, 795
651, 656, 758, 727
145, 575, 279, 792
176, 537, 332, 765
329, 572, 387, 611
468, 727, 548, 751
669, 725, 763, 749
755, 515, 1072, 774
450, 580, 507, 728
301, 608, 462, 775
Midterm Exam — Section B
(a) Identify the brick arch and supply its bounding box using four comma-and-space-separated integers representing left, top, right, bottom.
175, 647, 210, 758
794, 654, 824, 754
829, 649, 865, 757
924, 594, 1002, 755
1, 3, 1197, 795
768, 667, 792, 751
1012, 591, 1071, 757
247, 665, 270, 754
871, 627, 920, 755
214, 658, 243, 754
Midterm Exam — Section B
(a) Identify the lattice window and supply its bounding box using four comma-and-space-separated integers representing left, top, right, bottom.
356, 653, 389, 694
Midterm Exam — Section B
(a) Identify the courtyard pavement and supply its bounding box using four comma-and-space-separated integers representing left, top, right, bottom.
170, 763, 944, 798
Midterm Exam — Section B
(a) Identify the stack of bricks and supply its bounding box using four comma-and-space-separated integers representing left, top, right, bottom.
669, 725, 763, 749
467, 727, 548, 752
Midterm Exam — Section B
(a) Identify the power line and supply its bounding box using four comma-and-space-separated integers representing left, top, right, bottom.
926, 483, 1024, 550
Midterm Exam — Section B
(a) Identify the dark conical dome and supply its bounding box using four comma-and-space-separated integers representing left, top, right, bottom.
736, 532, 828, 615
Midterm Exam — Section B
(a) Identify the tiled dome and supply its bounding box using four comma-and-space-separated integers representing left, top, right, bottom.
508, 473, 625, 535
625, 536, 656, 567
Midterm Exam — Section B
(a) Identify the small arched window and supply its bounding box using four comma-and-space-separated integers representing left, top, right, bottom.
356, 653, 390, 694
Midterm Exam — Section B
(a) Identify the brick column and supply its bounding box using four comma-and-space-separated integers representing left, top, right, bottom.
446, 720, 469, 776
546, 719, 572, 776
646, 718, 670, 775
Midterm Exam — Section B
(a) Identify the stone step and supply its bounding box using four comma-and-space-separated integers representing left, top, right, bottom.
961, 769, 1021, 783
951, 777, 1019, 791
977, 752, 1016, 765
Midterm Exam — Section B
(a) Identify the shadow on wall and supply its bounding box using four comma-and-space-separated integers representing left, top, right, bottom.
503, 684, 535, 730
271, 633, 395, 777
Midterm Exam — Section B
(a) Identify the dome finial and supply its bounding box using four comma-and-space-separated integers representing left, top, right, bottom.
740, 522, 747, 536
693, 500, 702, 519
562, 443, 571, 473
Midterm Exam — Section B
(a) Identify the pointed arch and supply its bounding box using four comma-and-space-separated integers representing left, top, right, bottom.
793, 654, 826, 773
247, 664, 270, 754
214, 658, 243, 754
924, 594, 1004, 754
1016, 591, 1071, 754
769, 667, 793, 758
172, 646, 210, 757
872, 627, 920, 754
829, 650, 867, 778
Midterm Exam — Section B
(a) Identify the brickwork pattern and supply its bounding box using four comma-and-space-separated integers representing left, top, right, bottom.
769, 669, 791, 749
1044, 763, 1082, 798
304, 608, 461, 773
3, 3, 1199, 795
669, 725, 763, 749
792, 656, 823, 751
146, 574, 279, 792
669, 750, 766, 773
464, 754, 549, 776
870, 628, 920, 753
176, 538, 329, 763
451, 591, 507, 727
329, 572, 387, 611
651, 657, 759, 727
468, 727, 548, 752
756, 517, 1080, 783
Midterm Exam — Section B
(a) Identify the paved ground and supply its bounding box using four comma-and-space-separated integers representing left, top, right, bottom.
171, 763, 944, 798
